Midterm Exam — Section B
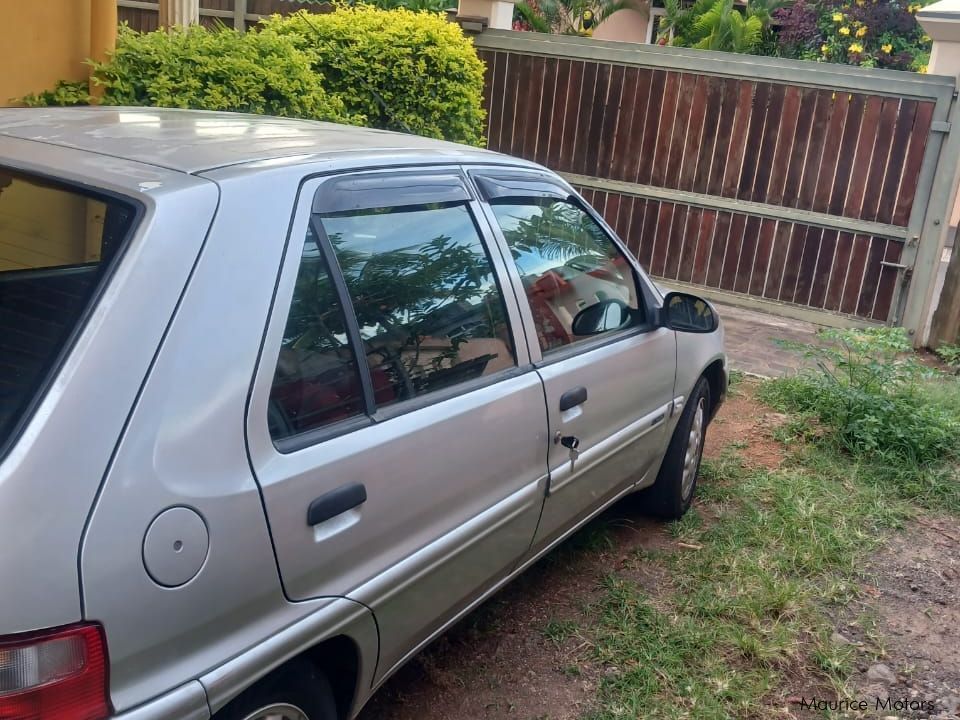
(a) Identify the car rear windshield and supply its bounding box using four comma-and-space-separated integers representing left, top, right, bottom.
0, 168, 137, 454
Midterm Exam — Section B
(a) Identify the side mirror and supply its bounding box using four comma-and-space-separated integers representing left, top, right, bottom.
660, 292, 718, 333
571, 298, 631, 336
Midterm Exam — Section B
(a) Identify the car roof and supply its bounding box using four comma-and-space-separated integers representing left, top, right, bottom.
0, 107, 507, 175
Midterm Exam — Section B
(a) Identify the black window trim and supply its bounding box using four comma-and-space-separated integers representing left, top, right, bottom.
270, 167, 527, 454
309, 214, 378, 417
0, 163, 145, 465
273, 412, 374, 455
473, 172, 569, 203
312, 170, 472, 214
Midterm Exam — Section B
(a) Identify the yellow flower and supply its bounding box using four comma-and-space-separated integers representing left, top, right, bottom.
839, 25, 850, 35
919, 64, 928, 73
922, 34, 931, 41
832, 11, 844, 20
821, 43, 830, 53
848, 42, 864, 52
856, 0, 864, 5
907, 3, 921, 12
856, 25, 868, 36
881, 43, 893, 52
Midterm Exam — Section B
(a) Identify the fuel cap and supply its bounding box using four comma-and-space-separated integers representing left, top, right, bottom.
142, 507, 209, 588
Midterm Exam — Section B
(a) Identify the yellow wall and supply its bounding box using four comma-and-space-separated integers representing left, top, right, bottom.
0, 0, 117, 106
0, 174, 103, 271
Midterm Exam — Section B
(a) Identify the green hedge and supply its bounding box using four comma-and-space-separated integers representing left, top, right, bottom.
24, 8, 486, 146
263, 8, 486, 145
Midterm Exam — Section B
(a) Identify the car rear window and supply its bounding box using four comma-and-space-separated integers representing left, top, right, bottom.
0, 168, 137, 453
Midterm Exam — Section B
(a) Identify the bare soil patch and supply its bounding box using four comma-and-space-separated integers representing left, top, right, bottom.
704, 382, 787, 470
357, 509, 682, 720
841, 518, 960, 719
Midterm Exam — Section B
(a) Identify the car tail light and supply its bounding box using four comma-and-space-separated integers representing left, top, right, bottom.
0, 624, 109, 720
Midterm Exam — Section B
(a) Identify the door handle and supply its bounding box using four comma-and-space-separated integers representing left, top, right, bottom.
559, 386, 588, 411
307, 483, 367, 526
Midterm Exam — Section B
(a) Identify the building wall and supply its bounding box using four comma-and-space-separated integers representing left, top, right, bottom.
0, 176, 101, 271
0, 2, 94, 106
592, 6, 651, 43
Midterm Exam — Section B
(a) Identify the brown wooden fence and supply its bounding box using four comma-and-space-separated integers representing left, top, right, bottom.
475, 31, 958, 330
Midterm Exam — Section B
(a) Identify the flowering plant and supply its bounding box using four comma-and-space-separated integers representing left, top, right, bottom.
774, 0, 931, 71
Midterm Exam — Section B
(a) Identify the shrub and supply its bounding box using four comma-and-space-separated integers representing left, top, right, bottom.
935, 343, 960, 369
759, 327, 960, 466
91, 23, 355, 123
774, 0, 931, 71
262, 7, 486, 144
363, 0, 456, 11
652, 0, 785, 54
513, 0, 631, 36
21, 80, 92, 107
25, 7, 487, 146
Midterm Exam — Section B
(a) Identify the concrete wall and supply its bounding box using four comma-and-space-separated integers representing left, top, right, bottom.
592, 5, 651, 43
0, 0, 116, 106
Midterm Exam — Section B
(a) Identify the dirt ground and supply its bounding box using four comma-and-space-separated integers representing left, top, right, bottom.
357, 387, 960, 720
842, 518, 960, 719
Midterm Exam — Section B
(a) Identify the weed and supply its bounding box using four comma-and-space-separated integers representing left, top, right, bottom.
727, 369, 746, 395
935, 342, 960, 368
542, 619, 578, 646
760, 327, 960, 466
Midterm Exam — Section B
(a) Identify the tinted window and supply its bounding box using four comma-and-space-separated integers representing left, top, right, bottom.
320, 203, 515, 406
0, 169, 136, 452
269, 225, 366, 440
489, 198, 644, 354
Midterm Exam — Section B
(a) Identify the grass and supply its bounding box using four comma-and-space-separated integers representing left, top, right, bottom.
548, 331, 959, 718
581, 444, 911, 719
543, 618, 579, 646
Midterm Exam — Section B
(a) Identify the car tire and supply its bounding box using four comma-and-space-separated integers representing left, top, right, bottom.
640, 376, 711, 520
214, 659, 338, 720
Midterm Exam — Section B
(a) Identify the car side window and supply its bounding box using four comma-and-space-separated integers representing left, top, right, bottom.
318, 202, 516, 408
269, 224, 367, 440
488, 198, 645, 354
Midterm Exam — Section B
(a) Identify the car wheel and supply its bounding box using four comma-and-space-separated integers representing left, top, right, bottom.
241, 704, 311, 720
641, 376, 711, 520
214, 660, 337, 720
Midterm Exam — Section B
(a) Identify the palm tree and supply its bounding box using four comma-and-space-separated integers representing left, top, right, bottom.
516, 0, 633, 35
692, 0, 762, 51
655, 0, 781, 53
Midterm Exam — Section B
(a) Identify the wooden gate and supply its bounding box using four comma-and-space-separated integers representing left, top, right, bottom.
475, 31, 958, 331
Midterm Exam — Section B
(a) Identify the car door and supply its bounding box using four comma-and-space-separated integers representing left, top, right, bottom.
246, 167, 549, 683
470, 168, 678, 555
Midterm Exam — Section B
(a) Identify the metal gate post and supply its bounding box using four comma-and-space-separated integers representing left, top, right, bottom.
903, 4, 960, 344
233, 0, 248, 31
893, 92, 956, 333
901, 96, 960, 344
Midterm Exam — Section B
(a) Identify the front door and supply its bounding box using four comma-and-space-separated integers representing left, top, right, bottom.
473, 171, 677, 554
246, 169, 548, 682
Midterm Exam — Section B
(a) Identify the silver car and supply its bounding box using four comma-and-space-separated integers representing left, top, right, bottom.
0, 108, 726, 720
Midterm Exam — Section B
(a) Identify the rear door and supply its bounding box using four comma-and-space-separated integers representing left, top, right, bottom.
246, 167, 548, 682
470, 169, 677, 555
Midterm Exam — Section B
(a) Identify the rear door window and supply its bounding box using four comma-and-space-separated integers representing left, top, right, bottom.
0, 169, 137, 451
268, 185, 517, 443
320, 203, 516, 406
